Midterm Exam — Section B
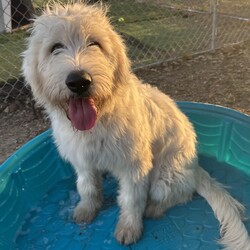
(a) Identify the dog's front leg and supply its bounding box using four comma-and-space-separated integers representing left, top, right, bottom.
115, 174, 149, 245
73, 168, 103, 224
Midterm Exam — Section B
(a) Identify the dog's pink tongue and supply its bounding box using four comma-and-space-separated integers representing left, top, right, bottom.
68, 98, 97, 131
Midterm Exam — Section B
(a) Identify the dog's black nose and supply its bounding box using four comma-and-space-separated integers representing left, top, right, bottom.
66, 71, 92, 95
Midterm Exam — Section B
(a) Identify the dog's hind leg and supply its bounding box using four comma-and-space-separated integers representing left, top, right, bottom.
145, 166, 196, 218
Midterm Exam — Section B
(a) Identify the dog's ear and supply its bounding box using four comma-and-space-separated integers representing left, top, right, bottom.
22, 26, 45, 106
111, 31, 132, 85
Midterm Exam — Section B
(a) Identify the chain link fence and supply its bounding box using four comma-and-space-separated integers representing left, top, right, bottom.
0, 0, 250, 103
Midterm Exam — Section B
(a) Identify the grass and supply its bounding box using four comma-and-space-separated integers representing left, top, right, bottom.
118, 16, 212, 65
0, 0, 166, 83
0, 0, 249, 84
0, 30, 27, 83
109, 0, 213, 65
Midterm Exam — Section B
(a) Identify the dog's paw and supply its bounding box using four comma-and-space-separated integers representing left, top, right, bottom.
115, 219, 143, 245
144, 202, 165, 219
73, 202, 97, 224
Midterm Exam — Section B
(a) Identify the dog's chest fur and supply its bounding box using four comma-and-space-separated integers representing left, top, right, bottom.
51, 111, 138, 176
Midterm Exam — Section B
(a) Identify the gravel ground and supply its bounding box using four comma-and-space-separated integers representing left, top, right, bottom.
1, 41, 250, 164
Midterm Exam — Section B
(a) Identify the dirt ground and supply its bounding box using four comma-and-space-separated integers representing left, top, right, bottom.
1, 41, 250, 164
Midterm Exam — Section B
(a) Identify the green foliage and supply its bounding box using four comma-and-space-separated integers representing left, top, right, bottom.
0, 30, 28, 83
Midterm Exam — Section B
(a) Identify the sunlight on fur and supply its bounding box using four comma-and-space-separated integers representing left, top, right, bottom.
22, 1, 250, 249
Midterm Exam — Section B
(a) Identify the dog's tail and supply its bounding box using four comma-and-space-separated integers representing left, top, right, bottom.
196, 166, 250, 250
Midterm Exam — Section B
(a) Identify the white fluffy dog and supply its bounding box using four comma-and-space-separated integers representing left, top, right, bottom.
22, 2, 250, 249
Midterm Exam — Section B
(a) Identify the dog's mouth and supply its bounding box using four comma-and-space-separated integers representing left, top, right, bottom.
67, 97, 97, 131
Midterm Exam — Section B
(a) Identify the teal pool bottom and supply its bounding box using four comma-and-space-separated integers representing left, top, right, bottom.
1, 102, 250, 249
15, 155, 250, 250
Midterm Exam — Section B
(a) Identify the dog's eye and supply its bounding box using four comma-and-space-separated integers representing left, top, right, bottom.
51, 43, 65, 54
87, 41, 100, 48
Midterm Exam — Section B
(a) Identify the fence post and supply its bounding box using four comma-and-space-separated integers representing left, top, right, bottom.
0, 0, 11, 32
211, 0, 218, 50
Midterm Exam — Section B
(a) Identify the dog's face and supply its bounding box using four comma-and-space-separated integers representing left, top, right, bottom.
22, 3, 130, 130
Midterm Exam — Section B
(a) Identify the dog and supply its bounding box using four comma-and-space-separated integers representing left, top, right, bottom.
22, 2, 250, 249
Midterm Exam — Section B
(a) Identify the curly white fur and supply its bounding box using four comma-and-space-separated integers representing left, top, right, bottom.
22, 2, 250, 249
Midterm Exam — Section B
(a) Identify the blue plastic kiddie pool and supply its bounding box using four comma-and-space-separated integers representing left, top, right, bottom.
1, 102, 250, 250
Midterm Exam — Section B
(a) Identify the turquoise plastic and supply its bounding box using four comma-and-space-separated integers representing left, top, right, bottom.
1, 102, 250, 250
